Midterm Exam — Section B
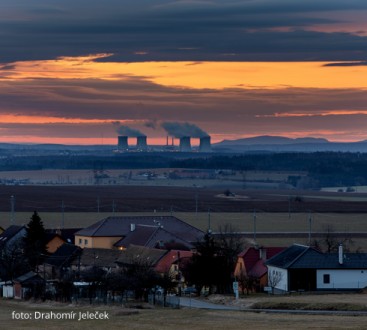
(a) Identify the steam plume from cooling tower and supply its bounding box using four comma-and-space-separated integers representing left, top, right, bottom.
113, 122, 146, 137
161, 122, 208, 138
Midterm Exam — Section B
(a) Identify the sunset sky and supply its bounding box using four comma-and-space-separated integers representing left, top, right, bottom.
1, 0, 367, 145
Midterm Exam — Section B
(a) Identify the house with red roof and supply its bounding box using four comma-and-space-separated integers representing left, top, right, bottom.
234, 246, 285, 292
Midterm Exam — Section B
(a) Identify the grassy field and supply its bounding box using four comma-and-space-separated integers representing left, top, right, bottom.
2, 296, 367, 330
3, 211, 367, 233
3, 211, 367, 250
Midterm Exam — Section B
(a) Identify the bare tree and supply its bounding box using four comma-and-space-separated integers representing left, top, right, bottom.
312, 224, 355, 253
268, 269, 283, 294
237, 270, 258, 295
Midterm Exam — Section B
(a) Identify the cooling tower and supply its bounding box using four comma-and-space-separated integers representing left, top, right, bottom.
137, 136, 147, 150
180, 136, 192, 152
118, 136, 128, 151
199, 136, 212, 152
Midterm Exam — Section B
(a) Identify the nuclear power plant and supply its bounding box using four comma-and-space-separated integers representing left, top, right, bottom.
179, 136, 192, 152
199, 136, 212, 152
115, 122, 212, 153
136, 136, 147, 150
116, 135, 212, 153
117, 136, 128, 151
117, 135, 148, 151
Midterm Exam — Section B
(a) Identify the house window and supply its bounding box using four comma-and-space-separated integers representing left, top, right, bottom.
323, 274, 330, 284
84, 239, 88, 245
79, 238, 82, 244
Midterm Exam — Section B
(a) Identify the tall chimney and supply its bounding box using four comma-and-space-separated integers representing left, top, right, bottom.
338, 243, 343, 265
118, 136, 128, 151
199, 136, 212, 153
180, 136, 191, 152
137, 136, 147, 150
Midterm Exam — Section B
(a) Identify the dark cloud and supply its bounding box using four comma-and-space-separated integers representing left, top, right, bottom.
323, 61, 367, 67
0, 0, 367, 62
0, 76, 367, 140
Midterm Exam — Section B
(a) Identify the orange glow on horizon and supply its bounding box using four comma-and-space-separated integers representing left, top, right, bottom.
1, 54, 367, 144
2, 54, 367, 90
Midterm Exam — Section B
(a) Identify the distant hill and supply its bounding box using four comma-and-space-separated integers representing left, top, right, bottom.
213, 136, 367, 153
216, 135, 329, 146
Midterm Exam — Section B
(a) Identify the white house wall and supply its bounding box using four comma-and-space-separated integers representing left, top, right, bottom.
317, 269, 367, 289
2, 285, 14, 298
267, 266, 288, 292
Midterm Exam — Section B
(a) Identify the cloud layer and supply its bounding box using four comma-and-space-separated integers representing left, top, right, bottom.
1, 0, 367, 62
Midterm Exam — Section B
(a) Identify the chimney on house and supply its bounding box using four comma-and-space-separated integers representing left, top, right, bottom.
130, 223, 136, 232
338, 243, 343, 265
259, 247, 267, 260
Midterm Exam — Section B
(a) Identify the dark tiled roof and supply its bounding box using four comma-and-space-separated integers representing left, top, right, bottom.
114, 225, 158, 248
266, 244, 314, 268
75, 216, 204, 243
266, 244, 367, 270
45, 243, 81, 267
114, 225, 194, 250
116, 244, 168, 267
71, 248, 121, 268
310, 253, 367, 269
0, 225, 26, 248
288, 249, 326, 269
14, 271, 43, 284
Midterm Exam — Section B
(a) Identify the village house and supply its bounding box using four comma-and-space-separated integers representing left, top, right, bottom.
113, 224, 194, 250
74, 216, 204, 250
234, 246, 285, 292
266, 244, 367, 293
45, 228, 81, 253
0, 225, 27, 252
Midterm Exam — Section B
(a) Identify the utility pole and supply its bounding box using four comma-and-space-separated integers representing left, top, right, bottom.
308, 211, 312, 246
10, 195, 15, 224
288, 195, 291, 220
61, 200, 65, 229
253, 209, 257, 244
97, 196, 100, 213
112, 200, 116, 213
207, 208, 211, 233
195, 193, 198, 218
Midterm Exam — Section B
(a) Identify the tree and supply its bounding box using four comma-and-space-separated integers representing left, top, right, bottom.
80, 266, 107, 304
23, 211, 47, 269
237, 270, 258, 295
0, 238, 29, 280
268, 269, 283, 294
184, 227, 245, 295
312, 224, 355, 253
